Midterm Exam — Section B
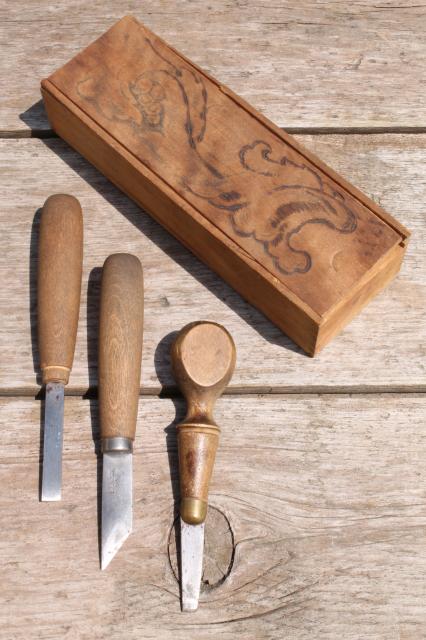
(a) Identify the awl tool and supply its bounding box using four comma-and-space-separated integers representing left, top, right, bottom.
99, 253, 144, 570
171, 321, 236, 612
38, 194, 83, 501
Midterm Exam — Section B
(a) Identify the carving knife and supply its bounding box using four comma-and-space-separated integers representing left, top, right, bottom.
171, 321, 236, 611
99, 253, 144, 570
38, 194, 83, 501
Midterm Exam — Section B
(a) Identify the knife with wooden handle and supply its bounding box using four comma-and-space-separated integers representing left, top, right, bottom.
99, 253, 144, 570
38, 194, 83, 501
171, 321, 236, 611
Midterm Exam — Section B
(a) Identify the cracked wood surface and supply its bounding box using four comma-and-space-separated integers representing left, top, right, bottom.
0, 135, 423, 393
1, 1, 426, 134
1, 394, 425, 639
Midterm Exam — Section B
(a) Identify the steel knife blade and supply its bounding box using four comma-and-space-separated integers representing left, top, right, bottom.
99, 253, 144, 569
101, 447, 133, 570
38, 195, 83, 502
171, 322, 236, 611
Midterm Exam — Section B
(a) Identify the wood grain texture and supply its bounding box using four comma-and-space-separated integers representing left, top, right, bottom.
1, 394, 425, 638
41, 15, 409, 354
2, 1, 426, 134
99, 253, 144, 440
0, 135, 423, 392
172, 322, 236, 523
1, 3, 424, 636
38, 194, 83, 384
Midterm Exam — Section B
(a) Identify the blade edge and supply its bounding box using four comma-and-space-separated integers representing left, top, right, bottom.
180, 519, 204, 612
101, 452, 132, 570
41, 381, 65, 501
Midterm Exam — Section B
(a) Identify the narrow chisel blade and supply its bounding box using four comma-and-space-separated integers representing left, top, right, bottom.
101, 452, 132, 570
41, 381, 65, 501
180, 519, 205, 612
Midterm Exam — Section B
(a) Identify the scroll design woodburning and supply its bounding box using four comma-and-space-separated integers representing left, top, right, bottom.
185, 140, 358, 275
76, 36, 358, 277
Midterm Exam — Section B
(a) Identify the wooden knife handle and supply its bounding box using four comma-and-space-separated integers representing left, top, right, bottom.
171, 322, 236, 524
99, 253, 144, 442
38, 194, 83, 385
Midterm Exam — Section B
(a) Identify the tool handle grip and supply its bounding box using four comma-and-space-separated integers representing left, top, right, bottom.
171, 322, 236, 524
99, 253, 144, 441
38, 194, 83, 385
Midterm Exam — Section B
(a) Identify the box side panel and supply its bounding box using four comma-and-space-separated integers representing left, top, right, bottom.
42, 84, 320, 355
315, 243, 406, 354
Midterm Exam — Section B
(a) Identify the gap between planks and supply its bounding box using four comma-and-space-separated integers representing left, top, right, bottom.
2, 132, 421, 394
0, 386, 425, 398
3, 127, 426, 139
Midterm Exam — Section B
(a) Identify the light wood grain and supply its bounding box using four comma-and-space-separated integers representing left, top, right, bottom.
1, 1, 426, 134
172, 322, 236, 524
38, 194, 83, 385
99, 253, 144, 440
0, 135, 423, 393
1, 394, 425, 638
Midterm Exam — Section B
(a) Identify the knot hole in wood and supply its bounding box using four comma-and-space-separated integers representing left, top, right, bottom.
168, 506, 235, 591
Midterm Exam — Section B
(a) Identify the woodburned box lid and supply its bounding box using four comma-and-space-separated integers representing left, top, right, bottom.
41, 16, 410, 354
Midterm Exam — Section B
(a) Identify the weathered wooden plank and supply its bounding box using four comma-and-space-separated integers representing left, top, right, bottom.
1, 1, 426, 134
0, 135, 423, 393
1, 394, 425, 638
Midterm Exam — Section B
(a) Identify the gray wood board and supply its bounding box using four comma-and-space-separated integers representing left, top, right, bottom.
1, 394, 425, 639
1, 1, 426, 134
0, 135, 423, 393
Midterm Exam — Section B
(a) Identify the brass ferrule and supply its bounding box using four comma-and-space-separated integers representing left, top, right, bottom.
180, 497, 208, 525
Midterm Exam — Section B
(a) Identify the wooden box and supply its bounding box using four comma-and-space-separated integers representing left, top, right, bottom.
41, 16, 409, 355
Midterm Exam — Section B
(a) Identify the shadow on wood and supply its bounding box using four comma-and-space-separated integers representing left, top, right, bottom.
85, 266, 102, 566
37, 394, 45, 501
154, 331, 183, 597
20, 100, 305, 358
19, 99, 52, 137
154, 330, 182, 509
29, 207, 48, 500
29, 207, 42, 384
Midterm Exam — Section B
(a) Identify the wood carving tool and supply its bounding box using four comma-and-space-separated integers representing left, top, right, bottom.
99, 253, 144, 570
38, 194, 83, 501
171, 321, 236, 611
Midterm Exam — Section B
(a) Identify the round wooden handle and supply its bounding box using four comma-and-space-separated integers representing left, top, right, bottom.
98, 253, 144, 441
171, 322, 236, 524
38, 194, 83, 385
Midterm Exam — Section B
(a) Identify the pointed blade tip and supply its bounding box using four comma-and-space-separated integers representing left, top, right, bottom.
101, 528, 130, 570
100, 554, 112, 571
101, 451, 132, 570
